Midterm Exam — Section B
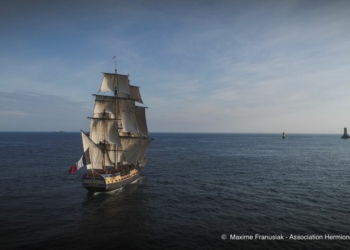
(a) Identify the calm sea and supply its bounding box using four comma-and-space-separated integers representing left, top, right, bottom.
1, 132, 350, 249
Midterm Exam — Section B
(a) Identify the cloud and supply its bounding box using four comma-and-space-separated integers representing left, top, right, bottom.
0, 91, 91, 131
0, 111, 32, 116
0, 1, 349, 133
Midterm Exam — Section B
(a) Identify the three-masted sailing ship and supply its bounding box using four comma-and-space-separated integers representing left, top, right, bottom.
73, 69, 152, 193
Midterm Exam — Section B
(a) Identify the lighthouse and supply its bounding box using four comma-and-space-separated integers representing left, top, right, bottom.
341, 127, 350, 139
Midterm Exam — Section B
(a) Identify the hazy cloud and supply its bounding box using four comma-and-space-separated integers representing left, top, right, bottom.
0, 91, 91, 131
0, 0, 349, 133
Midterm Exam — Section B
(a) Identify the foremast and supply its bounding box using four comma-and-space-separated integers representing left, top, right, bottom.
84, 71, 152, 174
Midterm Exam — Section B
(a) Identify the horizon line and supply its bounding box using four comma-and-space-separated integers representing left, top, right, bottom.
0, 131, 343, 135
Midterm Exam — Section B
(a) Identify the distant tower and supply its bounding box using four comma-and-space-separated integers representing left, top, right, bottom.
341, 127, 350, 139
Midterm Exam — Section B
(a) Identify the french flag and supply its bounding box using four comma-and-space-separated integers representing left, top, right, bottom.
68, 149, 91, 174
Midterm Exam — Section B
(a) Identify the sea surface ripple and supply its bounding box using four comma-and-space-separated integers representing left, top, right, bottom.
1, 132, 350, 249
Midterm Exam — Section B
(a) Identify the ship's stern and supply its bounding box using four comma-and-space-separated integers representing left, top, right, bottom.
82, 174, 108, 193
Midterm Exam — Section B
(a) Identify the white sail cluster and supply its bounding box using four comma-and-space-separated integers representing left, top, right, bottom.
83, 72, 151, 170
81, 131, 104, 169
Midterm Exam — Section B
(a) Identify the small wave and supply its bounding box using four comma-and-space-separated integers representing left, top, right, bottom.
131, 177, 141, 184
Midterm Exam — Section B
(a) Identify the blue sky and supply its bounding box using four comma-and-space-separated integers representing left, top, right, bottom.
0, 0, 349, 133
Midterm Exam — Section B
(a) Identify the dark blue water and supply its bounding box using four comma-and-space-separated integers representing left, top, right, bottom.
1, 132, 350, 249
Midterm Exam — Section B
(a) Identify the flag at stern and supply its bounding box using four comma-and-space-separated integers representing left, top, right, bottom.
68, 148, 91, 174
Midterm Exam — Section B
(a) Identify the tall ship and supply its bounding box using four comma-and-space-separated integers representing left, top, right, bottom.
73, 69, 152, 193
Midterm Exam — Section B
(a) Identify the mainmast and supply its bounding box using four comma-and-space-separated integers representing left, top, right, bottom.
114, 62, 119, 169
114, 55, 117, 74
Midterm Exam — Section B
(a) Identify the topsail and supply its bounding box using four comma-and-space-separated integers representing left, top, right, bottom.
99, 73, 131, 94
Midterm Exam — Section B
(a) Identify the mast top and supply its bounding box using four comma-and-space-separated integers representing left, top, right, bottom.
113, 55, 117, 74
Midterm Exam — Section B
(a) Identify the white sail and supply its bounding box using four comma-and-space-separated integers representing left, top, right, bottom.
137, 139, 151, 164
104, 144, 119, 166
119, 99, 138, 134
130, 85, 143, 103
81, 131, 104, 169
99, 73, 131, 94
89, 119, 120, 145
135, 106, 149, 136
119, 137, 144, 165
94, 96, 116, 118
116, 74, 131, 94
99, 73, 114, 92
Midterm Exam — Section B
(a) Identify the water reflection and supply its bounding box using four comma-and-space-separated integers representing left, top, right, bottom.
78, 177, 150, 248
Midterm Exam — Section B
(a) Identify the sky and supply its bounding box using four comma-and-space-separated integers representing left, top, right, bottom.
0, 0, 349, 133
